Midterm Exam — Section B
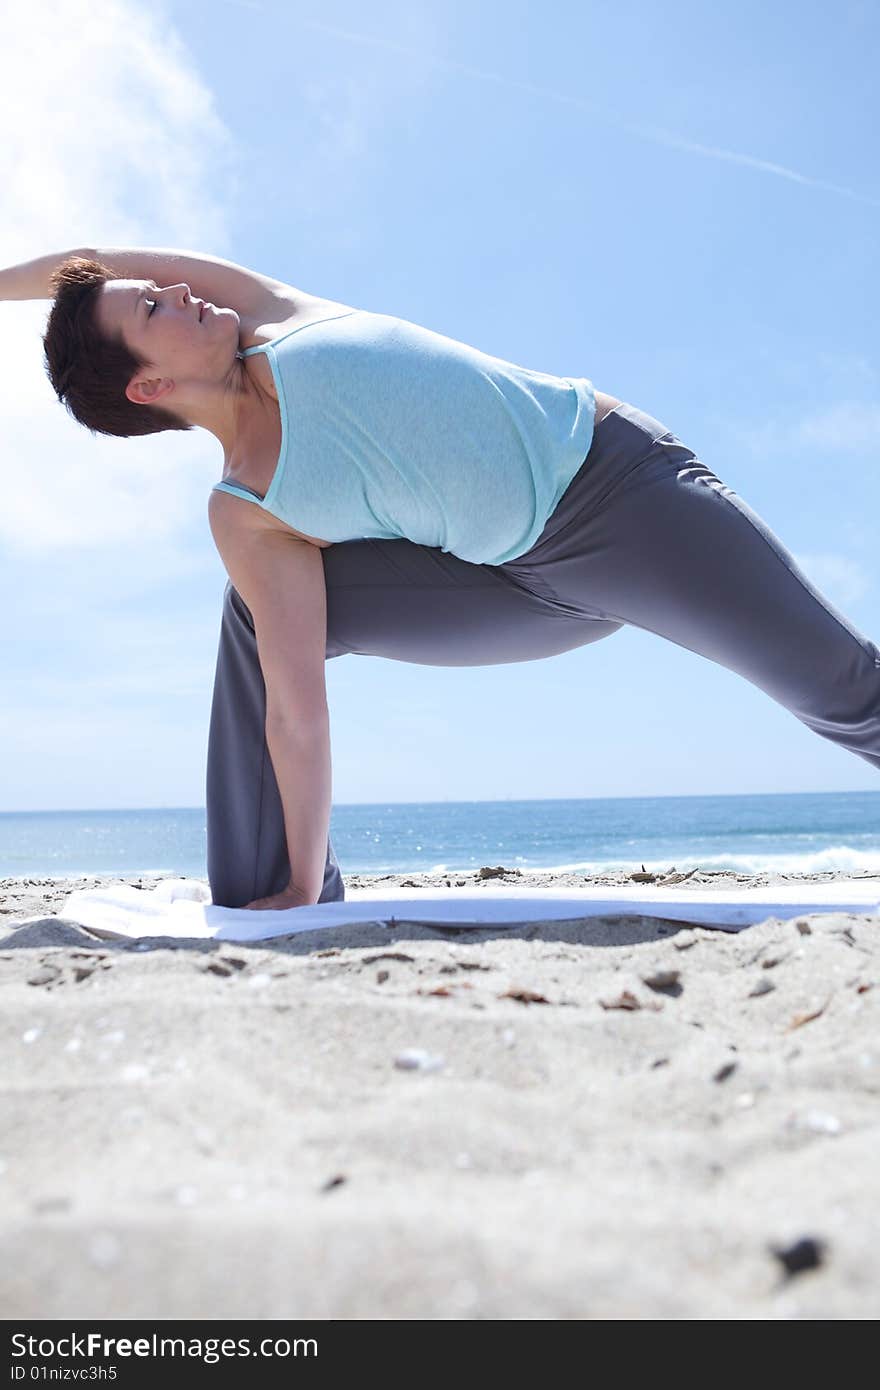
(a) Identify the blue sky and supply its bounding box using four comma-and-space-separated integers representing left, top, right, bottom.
1, 0, 878, 810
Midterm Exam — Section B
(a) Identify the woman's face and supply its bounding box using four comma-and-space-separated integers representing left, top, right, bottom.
96, 278, 240, 406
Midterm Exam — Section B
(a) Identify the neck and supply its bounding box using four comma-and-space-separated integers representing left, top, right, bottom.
184, 353, 272, 460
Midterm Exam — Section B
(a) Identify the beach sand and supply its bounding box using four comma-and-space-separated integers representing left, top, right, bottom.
1, 868, 878, 1320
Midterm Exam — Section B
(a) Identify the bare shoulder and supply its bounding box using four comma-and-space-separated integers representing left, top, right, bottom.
239, 290, 361, 352
208, 486, 316, 549
208, 491, 327, 608
208, 485, 333, 548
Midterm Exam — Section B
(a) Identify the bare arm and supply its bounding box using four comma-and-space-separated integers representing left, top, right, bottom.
209, 494, 332, 906
0, 247, 94, 299
264, 715, 333, 906
0, 245, 305, 325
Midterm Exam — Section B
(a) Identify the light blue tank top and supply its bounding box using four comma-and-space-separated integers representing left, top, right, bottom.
211, 308, 596, 565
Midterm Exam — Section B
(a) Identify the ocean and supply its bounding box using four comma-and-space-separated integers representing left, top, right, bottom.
1, 790, 880, 879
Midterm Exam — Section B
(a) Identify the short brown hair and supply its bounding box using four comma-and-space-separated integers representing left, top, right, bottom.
42, 256, 192, 438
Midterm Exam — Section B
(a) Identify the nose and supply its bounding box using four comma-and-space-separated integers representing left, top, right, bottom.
162, 283, 191, 307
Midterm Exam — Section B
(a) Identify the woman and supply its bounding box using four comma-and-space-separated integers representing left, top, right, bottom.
8, 246, 880, 909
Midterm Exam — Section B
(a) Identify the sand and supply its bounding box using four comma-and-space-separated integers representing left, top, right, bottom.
1, 867, 878, 1320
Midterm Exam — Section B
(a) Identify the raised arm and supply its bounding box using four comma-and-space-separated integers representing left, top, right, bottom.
0, 245, 305, 327
0, 247, 94, 299
209, 494, 332, 908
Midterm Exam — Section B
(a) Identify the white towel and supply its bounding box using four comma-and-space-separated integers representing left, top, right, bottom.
19, 875, 880, 942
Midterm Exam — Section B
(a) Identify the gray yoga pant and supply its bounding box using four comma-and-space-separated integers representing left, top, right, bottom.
206, 401, 880, 907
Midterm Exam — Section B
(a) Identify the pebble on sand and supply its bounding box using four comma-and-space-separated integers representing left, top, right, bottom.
394, 1048, 446, 1072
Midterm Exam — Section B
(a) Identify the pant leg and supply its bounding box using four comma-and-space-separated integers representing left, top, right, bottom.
206, 583, 346, 908
206, 539, 622, 907
502, 403, 880, 772
321, 537, 622, 665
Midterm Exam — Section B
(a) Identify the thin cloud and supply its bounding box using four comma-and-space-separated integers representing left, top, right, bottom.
791, 551, 870, 607
300, 18, 880, 209
0, 0, 239, 813
796, 402, 880, 451
0, 0, 239, 556
737, 401, 880, 458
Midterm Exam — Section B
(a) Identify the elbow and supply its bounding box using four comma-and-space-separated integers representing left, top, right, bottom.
265, 702, 329, 734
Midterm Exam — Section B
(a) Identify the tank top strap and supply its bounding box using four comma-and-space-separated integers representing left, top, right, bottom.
212, 480, 265, 504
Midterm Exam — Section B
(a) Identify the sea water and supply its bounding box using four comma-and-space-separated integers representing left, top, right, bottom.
1, 790, 880, 879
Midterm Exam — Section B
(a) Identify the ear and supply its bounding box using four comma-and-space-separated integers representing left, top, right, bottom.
125, 375, 174, 406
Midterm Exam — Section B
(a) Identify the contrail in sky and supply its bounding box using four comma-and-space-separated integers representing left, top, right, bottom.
219, 6, 879, 208
301, 18, 879, 209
